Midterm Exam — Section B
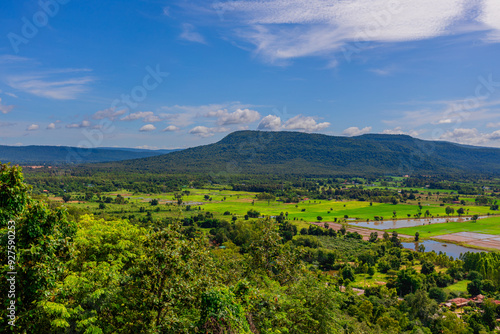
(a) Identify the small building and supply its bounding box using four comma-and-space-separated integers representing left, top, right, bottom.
443, 297, 470, 308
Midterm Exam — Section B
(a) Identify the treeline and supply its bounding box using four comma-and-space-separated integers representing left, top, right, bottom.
404, 177, 500, 195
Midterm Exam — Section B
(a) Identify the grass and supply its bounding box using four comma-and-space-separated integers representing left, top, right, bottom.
352, 272, 389, 289
395, 216, 500, 238
445, 280, 470, 294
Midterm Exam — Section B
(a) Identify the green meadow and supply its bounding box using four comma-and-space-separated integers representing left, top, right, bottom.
445, 280, 470, 294
395, 216, 500, 238
59, 188, 497, 232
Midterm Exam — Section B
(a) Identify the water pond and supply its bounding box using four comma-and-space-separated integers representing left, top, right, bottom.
401, 240, 484, 259
349, 216, 487, 230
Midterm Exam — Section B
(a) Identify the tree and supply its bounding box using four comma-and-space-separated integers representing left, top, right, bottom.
341, 265, 355, 282
0, 163, 77, 333
467, 279, 482, 296
482, 299, 497, 330
457, 207, 464, 217
198, 287, 251, 333
396, 269, 422, 295
415, 232, 420, 241
317, 216, 323, 221
248, 221, 302, 285
421, 261, 435, 275
150, 198, 159, 206
391, 231, 402, 248
247, 209, 260, 218
173, 192, 183, 205
115, 194, 125, 204
369, 232, 378, 243
429, 287, 447, 303
404, 289, 438, 326
62, 194, 71, 203
445, 206, 454, 216
339, 224, 346, 236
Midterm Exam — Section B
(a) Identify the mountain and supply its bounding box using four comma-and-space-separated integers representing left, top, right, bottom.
0, 145, 178, 165
98, 131, 500, 177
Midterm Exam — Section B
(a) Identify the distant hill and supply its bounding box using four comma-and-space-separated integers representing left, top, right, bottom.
96, 147, 177, 154
0, 145, 178, 165
99, 130, 500, 177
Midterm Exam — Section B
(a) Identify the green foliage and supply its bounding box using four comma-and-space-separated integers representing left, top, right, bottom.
1, 163, 497, 334
198, 287, 251, 334
0, 163, 77, 333
428, 287, 448, 303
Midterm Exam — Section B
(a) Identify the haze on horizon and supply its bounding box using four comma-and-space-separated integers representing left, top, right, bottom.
1, 0, 500, 149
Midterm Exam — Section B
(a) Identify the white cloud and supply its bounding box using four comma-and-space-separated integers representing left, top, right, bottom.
26, 124, 39, 131
66, 120, 91, 128
439, 128, 500, 146
257, 114, 282, 130
47, 123, 56, 130
162, 125, 180, 132
342, 126, 372, 136
487, 130, 500, 141
136, 145, 159, 150
188, 126, 228, 137
480, 0, 500, 42
207, 0, 500, 63
120, 111, 162, 122
121, 111, 154, 121
206, 108, 261, 125
283, 115, 330, 132
384, 98, 500, 128
486, 122, 500, 128
440, 128, 482, 144
6, 68, 94, 100
180, 23, 207, 44
93, 107, 127, 120
189, 126, 214, 137
0, 97, 14, 114
144, 115, 162, 123
160, 102, 255, 127
139, 124, 157, 132
381, 127, 421, 137
257, 114, 330, 132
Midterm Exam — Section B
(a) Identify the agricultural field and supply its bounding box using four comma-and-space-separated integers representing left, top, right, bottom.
396, 216, 500, 238
53, 187, 497, 225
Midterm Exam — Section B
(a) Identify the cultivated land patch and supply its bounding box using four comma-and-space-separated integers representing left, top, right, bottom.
434, 232, 500, 250
395, 216, 500, 237
311, 222, 411, 240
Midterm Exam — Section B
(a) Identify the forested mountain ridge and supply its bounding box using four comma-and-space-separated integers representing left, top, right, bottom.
100, 131, 500, 177
0, 145, 178, 164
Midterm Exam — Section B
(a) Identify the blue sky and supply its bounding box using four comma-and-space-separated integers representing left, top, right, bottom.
1, 0, 500, 149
